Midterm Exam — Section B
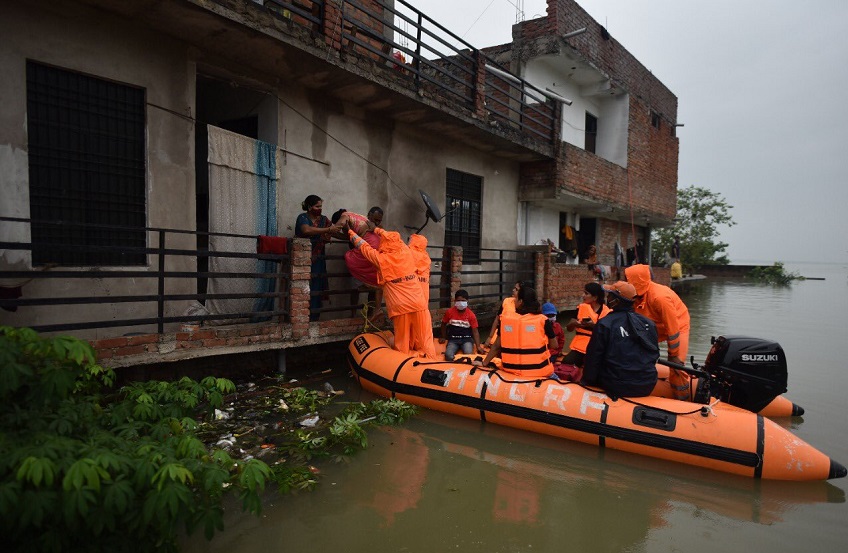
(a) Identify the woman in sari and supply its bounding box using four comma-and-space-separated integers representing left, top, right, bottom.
296, 195, 332, 321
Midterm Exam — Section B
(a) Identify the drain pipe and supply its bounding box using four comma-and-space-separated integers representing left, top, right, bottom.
277, 349, 287, 377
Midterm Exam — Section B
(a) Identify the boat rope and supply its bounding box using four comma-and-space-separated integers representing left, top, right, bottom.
626, 168, 640, 262
618, 396, 708, 417
360, 301, 385, 333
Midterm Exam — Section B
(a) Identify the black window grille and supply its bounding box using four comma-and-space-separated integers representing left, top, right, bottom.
445, 168, 482, 264
651, 110, 662, 129
26, 61, 146, 266
585, 112, 597, 154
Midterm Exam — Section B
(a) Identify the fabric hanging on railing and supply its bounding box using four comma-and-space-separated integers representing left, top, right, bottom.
206, 125, 280, 323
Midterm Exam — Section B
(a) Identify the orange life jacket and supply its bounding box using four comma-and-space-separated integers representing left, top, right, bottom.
568, 303, 611, 354
499, 312, 553, 378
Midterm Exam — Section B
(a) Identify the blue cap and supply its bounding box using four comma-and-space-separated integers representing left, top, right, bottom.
541, 302, 557, 315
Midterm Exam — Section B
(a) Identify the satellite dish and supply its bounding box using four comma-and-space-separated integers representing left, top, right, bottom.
407, 189, 444, 234
421, 190, 442, 223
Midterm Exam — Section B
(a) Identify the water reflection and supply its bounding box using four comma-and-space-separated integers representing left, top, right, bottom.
184, 264, 848, 553
183, 405, 843, 553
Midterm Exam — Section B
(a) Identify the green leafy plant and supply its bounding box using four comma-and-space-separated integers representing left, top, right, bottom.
0, 326, 263, 552
0, 326, 419, 552
748, 262, 802, 285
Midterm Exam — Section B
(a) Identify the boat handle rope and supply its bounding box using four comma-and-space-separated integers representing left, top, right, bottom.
619, 396, 723, 418
412, 359, 591, 388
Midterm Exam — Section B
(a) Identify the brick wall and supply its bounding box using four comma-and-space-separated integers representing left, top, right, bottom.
516, 0, 679, 223
626, 96, 679, 220
519, 0, 678, 122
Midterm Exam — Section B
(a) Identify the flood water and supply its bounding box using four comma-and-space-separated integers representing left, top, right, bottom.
185, 262, 848, 553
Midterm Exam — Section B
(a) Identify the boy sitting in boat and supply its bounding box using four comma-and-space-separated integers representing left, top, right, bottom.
439, 289, 485, 361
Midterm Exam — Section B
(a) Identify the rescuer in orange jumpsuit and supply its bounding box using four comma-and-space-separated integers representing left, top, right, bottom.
624, 264, 691, 400
407, 234, 437, 358
349, 226, 433, 357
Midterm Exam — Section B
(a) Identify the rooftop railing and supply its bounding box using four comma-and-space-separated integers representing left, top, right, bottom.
257, 0, 559, 146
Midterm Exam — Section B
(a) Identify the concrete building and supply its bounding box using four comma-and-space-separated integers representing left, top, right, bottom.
0, 0, 676, 369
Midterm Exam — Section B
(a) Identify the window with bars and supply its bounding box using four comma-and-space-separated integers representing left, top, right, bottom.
26, 61, 147, 266
445, 168, 482, 265
585, 112, 597, 154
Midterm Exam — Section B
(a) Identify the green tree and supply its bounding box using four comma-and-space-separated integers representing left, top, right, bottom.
651, 185, 735, 269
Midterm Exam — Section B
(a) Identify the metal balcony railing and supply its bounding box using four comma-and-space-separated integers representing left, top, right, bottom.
254, 0, 559, 146
0, 217, 290, 334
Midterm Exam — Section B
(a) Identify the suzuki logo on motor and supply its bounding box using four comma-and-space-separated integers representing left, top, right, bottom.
741, 354, 779, 362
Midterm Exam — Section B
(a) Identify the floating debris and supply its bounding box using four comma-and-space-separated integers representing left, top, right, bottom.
298, 415, 320, 428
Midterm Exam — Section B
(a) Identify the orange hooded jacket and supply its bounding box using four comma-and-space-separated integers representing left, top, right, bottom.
350, 227, 426, 318
408, 234, 431, 301
624, 264, 690, 359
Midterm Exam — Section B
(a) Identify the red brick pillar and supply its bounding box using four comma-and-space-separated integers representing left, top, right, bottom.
323, 0, 343, 51
290, 238, 312, 339
449, 246, 463, 298
534, 251, 547, 300
473, 50, 487, 119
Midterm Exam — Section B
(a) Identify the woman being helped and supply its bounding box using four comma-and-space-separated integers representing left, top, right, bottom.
330, 207, 385, 321
296, 195, 332, 322
477, 286, 558, 378
557, 282, 611, 381
483, 280, 525, 348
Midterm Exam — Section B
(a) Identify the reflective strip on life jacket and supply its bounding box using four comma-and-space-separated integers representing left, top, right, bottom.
500, 312, 553, 377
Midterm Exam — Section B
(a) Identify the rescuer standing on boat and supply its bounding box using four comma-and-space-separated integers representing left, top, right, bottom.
348, 224, 433, 357
624, 264, 691, 399
407, 233, 437, 358
581, 281, 659, 398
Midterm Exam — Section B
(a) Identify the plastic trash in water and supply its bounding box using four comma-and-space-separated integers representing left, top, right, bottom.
299, 415, 320, 428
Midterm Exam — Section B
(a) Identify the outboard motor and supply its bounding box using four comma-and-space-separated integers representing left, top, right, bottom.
703, 335, 788, 412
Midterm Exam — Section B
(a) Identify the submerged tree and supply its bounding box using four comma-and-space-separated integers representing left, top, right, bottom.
651, 185, 736, 269
749, 262, 802, 285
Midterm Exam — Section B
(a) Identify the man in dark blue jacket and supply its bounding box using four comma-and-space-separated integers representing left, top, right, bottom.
581, 281, 659, 398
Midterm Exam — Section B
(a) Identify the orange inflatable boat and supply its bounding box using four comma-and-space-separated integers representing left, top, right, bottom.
347, 331, 846, 481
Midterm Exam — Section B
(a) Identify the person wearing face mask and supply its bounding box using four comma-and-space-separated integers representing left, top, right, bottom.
439, 290, 485, 361
581, 281, 659, 398
296, 195, 332, 321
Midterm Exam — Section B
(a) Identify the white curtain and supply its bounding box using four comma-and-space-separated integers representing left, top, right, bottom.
206, 125, 280, 323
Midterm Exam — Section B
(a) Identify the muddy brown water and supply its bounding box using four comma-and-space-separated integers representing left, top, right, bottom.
183, 262, 848, 553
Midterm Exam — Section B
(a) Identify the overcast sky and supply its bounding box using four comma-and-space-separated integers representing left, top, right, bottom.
412, 0, 848, 264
